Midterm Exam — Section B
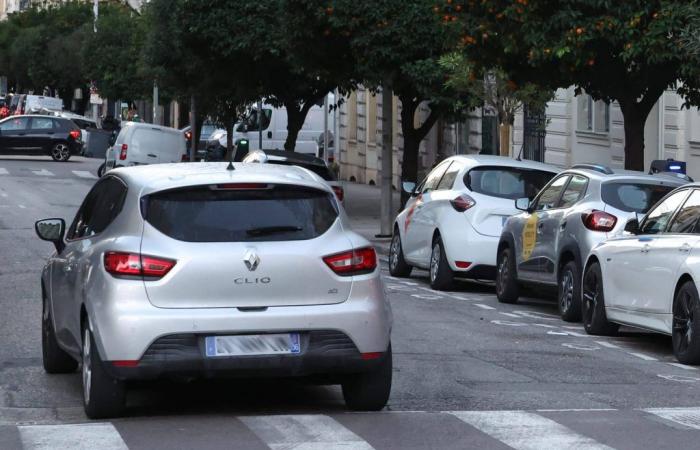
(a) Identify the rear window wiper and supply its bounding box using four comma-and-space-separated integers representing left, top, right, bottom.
245, 225, 303, 236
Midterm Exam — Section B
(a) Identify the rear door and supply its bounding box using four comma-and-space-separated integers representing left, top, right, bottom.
28, 116, 57, 151
131, 128, 165, 164
140, 183, 355, 308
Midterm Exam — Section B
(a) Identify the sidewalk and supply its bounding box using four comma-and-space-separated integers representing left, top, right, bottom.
342, 181, 401, 256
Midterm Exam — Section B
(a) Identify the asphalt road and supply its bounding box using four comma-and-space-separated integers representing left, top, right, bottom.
1, 156, 700, 449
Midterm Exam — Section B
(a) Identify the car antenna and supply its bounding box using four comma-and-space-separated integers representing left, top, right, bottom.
226, 142, 235, 171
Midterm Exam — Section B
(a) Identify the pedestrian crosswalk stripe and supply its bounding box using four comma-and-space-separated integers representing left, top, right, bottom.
0, 168, 8, 175
240, 414, 375, 450
30, 169, 53, 177
18, 423, 127, 450
449, 410, 615, 450
72, 170, 97, 179
644, 407, 700, 430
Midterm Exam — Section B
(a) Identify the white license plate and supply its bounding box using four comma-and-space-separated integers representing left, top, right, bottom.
205, 333, 300, 357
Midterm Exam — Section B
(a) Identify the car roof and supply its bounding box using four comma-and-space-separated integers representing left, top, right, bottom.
0, 114, 69, 122
562, 164, 688, 186
444, 154, 560, 173
253, 149, 327, 167
121, 121, 181, 133
111, 162, 330, 196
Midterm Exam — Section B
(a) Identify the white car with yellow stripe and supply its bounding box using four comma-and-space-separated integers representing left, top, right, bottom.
389, 155, 559, 290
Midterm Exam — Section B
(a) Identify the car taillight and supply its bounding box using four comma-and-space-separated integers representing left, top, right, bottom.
104, 252, 176, 279
323, 247, 377, 276
184, 131, 192, 140
181, 154, 190, 162
582, 210, 617, 232
214, 183, 269, 190
450, 194, 476, 212
69, 130, 80, 140
332, 186, 344, 202
119, 143, 128, 160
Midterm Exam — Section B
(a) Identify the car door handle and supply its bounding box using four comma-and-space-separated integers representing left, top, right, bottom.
147, 153, 157, 158
641, 244, 651, 253
680, 243, 692, 253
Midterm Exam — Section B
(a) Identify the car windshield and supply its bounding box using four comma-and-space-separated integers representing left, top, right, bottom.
466, 167, 556, 200
143, 184, 338, 242
601, 182, 676, 213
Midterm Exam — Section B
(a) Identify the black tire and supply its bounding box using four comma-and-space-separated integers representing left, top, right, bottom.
97, 163, 105, 178
42, 296, 78, 374
429, 236, 454, 290
82, 323, 127, 419
558, 261, 582, 322
672, 281, 700, 364
389, 230, 412, 277
50, 142, 71, 162
342, 346, 392, 411
496, 246, 519, 304
582, 262, 619, 336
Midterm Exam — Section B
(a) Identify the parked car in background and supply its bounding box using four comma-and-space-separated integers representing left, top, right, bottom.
242, 149, 344, 203
104, 122, 187, 172
389, 155, 559, 290
35, 162, 392, 418
182, 121, 220, 159
51, 111, 97, 145
497, 164, 687, 321
0, 115, 82, 161
582, 183, 700, 364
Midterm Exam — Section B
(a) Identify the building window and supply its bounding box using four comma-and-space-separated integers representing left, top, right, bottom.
367, 93, 377, 145
347, 92, 357, 141
577, 94, 609, 133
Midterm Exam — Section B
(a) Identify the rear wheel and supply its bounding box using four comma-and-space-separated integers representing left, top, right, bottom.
429, 236, 454, 290
496, 247, 519, 304
672, 281, 700, 364
582, 262, 619, 336
389, 231, 412, 277
42, 296, 78, 374
342, 346, 392, 411
50, 143, 71, 162
82, 323, 126, 419
558, 261, 582, 322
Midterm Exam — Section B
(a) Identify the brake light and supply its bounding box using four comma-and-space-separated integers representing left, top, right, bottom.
69, 130, 80, 140
214, 183, 269, 190
184, 130, 192, 140
323, 247, 377, 276
119, 144, 128, 160
332, 185, 344, 202
104, 252, 176, 279
450, 194, 476, 212
582, 210, 617, 232
111, 360, 139, 368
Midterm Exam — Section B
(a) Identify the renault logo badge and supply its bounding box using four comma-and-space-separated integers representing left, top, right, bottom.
243, 249, 260, 272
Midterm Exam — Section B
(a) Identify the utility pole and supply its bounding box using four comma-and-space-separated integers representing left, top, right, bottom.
190, 95, 196, 162
323, 93, 329, 162
378, 85, 393, 238
152, 80, 159, 125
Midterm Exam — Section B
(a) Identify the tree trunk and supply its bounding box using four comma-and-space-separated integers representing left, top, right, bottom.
499, 123, 511, 156
618, 99, 651, 172
283, 100, 316, 152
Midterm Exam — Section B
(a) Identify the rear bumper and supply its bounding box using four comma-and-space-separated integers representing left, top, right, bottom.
105, 330, 387, 380
441, 225, 499, 278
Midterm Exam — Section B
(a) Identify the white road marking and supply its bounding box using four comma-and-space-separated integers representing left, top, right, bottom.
31, 169, 54, 176
547, 330, 590, 337
644, 407, 700, 430
18, 423, 128, 450
512, 310, 559, 320
450, 410, 614, 450
491, 320, 528, 327
628, 352, 658, 361
536, 408, 617, 412
562, 343, 599, 351
17, 204, 26, 209
72, 170, 98, 179
668, 362, 698, 371
475, 303, 496, 310
658, 374, 700, 383
595, 341, 621, 349
561, 325, 584, 330
532, 323, 558, 329
0, 168, 8, 175
499, 312, 521, 318
240, 414, 375, 450
411, 293, 444, 300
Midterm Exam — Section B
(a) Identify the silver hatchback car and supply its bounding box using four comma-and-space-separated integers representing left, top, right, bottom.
35, 162, 392, 418
496, 164, 687, 321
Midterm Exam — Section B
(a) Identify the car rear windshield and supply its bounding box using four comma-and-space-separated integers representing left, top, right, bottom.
142, 184, 338, 242
466, 167, 556, 200
601, 182, 676, 213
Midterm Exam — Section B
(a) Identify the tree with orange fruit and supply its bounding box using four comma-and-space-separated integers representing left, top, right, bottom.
453, 0, 700, 171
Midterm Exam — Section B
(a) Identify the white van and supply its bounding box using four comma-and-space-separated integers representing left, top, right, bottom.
104, 122, 187, 172
214, 98, 333, 156
23, 95, 63, 114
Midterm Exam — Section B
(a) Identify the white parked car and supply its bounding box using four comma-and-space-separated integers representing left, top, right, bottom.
105, 122, 187, 172
583, 184, 700, 363
390, 155, 559, 290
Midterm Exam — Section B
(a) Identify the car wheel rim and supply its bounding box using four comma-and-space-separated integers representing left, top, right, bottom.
497, 254, 509, 295
390, 235, 400, 271
674, 290, 695, 354
430, 244, 440, 282
582, 270, 598, 326
560, 269, 574, 313
53, 144, 69, 161
82, 328, 91, 404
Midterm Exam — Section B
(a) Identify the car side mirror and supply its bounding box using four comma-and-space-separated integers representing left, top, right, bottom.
35, 218, 65, 253
515, 197, 531, 212
402, 181, 417, 196
624, 218, 639, 235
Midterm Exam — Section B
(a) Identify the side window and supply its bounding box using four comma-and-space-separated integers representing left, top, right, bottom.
30, 117, 55, 130
420, 161, 451, 194
67, 177, 127, 240
533, 175, 570, 211
0, 117, 29, 131
559, 175, 588, 208
640, 189, 689, 235
437, 162, 462, 190
668, 190, 700, 234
